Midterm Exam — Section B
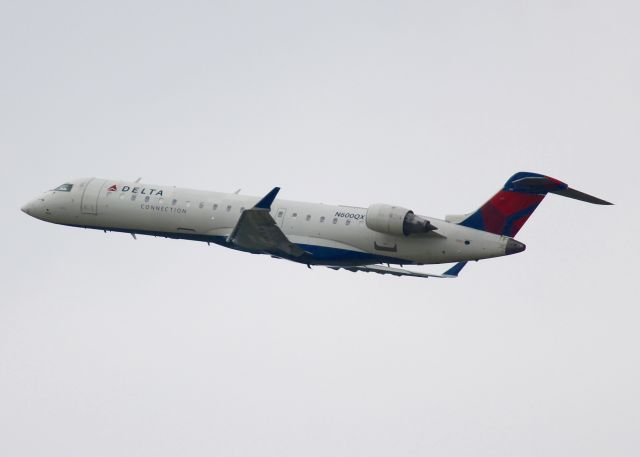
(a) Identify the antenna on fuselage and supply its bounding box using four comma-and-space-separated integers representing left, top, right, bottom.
234, 188, 241, 194
134, 177, 142, 183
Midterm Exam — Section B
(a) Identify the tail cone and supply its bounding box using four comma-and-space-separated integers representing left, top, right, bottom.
506, 238, 526, 255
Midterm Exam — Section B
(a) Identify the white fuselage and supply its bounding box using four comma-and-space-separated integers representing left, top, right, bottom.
22, 177, 513, 266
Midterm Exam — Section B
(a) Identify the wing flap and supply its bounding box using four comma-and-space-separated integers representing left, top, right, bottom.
327, 262, 467, 279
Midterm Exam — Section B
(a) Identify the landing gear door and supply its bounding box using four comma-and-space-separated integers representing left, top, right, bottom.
81, 178, 106, 215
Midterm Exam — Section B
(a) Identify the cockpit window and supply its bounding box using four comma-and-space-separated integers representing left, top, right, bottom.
54, 183, 73, 192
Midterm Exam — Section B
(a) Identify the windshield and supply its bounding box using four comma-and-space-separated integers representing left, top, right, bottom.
53, 183, 73, 192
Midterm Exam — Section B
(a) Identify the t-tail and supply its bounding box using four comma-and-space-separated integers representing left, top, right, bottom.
453, 172, 613, 238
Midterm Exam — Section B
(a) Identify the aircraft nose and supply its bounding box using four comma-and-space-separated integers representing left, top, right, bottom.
505, 238, 526, 255
21, 198, 42, 217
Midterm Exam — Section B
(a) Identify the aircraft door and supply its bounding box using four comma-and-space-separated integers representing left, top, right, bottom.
80, 178, 106, 215
275, 207, 287, 228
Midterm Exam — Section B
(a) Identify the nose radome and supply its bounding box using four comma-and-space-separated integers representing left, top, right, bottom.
505, 238, 526, 255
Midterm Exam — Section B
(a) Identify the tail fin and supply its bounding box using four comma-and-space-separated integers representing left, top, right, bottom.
457, 172, 612, 237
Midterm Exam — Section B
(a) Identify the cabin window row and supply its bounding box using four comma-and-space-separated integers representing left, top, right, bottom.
119, 196, 359, 226
279, 211, 359, 226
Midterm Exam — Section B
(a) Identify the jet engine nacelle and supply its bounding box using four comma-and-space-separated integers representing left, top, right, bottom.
366, 203, 437, 236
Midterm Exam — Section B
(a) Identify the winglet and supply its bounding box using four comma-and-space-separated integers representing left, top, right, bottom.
254, 187, 280, 210
442, 261, 468, 278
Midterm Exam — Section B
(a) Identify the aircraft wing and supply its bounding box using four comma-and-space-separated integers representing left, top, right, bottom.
227, 187, 307, 258
327, 261, 468, 279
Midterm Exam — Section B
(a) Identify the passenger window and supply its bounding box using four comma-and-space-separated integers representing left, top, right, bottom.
345, 219, 351, 225
145, 196, 150, 202
226, 205, 232, 212
332, 218, 338, 224
320, 216, 325, 223
306, 215, 311, 221
292, 212, 297, 217
240, 207, 245, 212
172, 199, 177, 206
277, 210, 284, 217
213, 203, 218, 211
199, 202, 204, 209
131, 195, 136, 201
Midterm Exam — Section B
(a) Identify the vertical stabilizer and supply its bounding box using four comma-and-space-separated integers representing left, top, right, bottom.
458, 172, 611, 237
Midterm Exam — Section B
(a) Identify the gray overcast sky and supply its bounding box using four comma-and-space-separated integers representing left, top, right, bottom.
1, 1, 639, 456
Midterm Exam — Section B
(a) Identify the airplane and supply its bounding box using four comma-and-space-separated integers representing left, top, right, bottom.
21, 172, 612, 279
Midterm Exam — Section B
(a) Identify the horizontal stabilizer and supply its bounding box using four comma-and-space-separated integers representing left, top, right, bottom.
549, 187, 613, 205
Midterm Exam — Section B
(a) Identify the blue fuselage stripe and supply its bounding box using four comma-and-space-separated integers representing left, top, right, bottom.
69, 224, 413, 266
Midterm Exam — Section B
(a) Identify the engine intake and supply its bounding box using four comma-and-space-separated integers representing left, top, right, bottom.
366, 203, 437, 236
